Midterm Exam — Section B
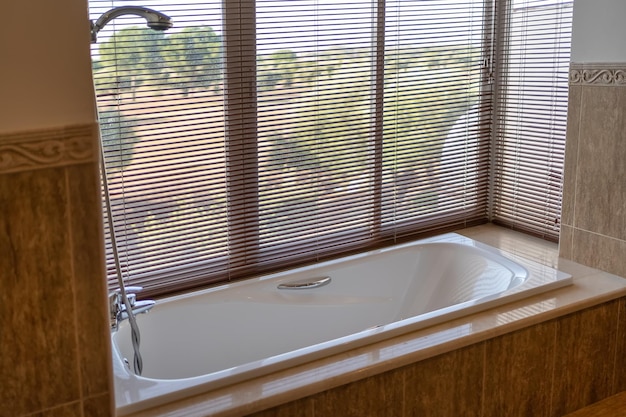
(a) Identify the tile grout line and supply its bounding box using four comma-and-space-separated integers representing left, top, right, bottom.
547, 318, 558, 417
402, 364, 407, 417
21, 399, 82, 417
64, 167, 86, 417
570, 83, 583, 235
569, 225, 626, 244
610, 299, 623, 394
480, 341, 487, 417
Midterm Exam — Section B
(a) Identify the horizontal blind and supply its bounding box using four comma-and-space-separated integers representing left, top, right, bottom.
383, 0, 491, 239
254, 0, 379, 268
250, 0, 492, 272
492, 0, 572, 240
90, 1, 229, 295
89, 0, 572, 297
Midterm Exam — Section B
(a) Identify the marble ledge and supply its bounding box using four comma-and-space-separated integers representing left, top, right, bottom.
124, 224, 626, 417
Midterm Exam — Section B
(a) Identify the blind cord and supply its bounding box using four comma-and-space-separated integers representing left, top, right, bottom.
99, 140, 144, 376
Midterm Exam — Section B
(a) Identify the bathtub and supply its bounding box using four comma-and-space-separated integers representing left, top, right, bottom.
112, 232, 572, 415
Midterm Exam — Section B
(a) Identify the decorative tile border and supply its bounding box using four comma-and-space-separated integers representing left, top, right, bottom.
570, 63, 626, 86
0, 124, 98, 174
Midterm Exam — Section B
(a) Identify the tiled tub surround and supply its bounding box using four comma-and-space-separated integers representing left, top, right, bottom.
0, 125, 113, 417
560, 62, 626, 277
113, 232, 572, 415
123, 224, 626, 417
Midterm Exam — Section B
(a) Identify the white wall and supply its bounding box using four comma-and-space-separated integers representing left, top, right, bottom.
571, 0, 626, 63
0, 2, 96, 134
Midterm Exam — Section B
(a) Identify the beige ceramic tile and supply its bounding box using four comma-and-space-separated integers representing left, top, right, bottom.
551, 300, 620, 416
0, 124, 97, 175
0, 168, 81, 417
559, 224, 574, 260
66, 163, 113, 398
312, 368, 404, 417
83, 393, 115, 417
403, 343, 484, 417
574, 86, 626, 240
561, 85, 582, 227
571, 228, 626, 278
612, 298, 626, 394
483, 321, 556, 417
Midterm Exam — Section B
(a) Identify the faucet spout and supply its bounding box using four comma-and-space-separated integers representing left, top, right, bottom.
90, 6, 173, 43
119, 300, 156, 321
109, 286, 155, 331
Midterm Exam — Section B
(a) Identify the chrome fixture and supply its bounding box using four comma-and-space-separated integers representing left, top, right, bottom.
277, 276, 331, 290
90, 6, 173, 43
109, 286, 155, 331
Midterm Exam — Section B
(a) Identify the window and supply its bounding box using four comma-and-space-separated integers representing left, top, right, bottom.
492, 0, 572, 239
89, 0, 572, 297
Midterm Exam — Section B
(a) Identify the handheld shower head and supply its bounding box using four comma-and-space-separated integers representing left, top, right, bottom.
90, 6, 173, 43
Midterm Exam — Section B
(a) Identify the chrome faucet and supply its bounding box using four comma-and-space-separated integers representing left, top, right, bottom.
90, 6, 173, 44
109, 286, 155, 331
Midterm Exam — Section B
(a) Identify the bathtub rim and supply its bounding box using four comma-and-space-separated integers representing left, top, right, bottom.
113, 225, 626, 417
143, 233, 530, 306
112, 229, 574, 416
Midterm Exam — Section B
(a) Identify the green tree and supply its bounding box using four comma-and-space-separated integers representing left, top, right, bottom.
382, 45, 481, 211
92, 59, 103, 72
164, 26, 223, 95
258, 50, 300, 91
98, 109, 140, 172
95, 27, 169, 99
383, 45, 479, 173
258, 44, 480, 218
259, 47, 373, 197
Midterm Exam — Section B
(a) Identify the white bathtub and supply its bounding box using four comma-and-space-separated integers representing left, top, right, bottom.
112, 232, 572, 415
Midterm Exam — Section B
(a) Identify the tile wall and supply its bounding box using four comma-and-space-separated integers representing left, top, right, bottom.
250, 298, 626, 417
560, 63, 626, 277
0, 125, 113, 416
